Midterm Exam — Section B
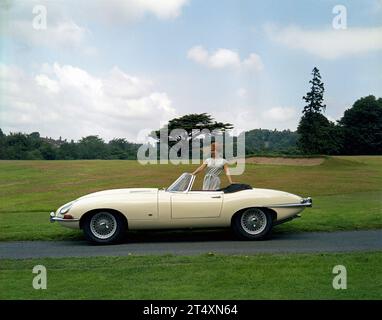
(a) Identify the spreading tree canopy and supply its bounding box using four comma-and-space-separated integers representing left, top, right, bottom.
339, 95, 382, 154
152, 113, 233, 143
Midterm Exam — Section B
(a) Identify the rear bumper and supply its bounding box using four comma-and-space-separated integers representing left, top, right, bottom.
301, 197, 312, 207
269, 197, 312, 208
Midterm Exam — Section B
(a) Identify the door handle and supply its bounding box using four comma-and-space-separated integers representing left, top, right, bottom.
211, 195, 221, 198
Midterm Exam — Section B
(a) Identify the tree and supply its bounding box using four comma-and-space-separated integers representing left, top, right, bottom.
108, 138, 140, 159
77, 136, 108, 159
0, 130, 143, 160
57, 141, 79, 159
245, 129, 299, 155
302, 67, 326, 114
0, 129, 5, 159
297, 67, 341, 154
39, 142, 57, 160
28, 132, 42, 150
26, 149, 43, 160
5, 133, 30, 159
298, 113, 342, 155
151, 113, 233, 159
152, 113, 233, 144
339, 95, 382, 154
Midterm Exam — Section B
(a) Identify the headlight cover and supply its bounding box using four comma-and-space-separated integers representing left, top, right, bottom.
59, 201, 75, 214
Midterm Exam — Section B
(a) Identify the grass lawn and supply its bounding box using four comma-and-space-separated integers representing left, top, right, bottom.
0, 156, 381, 241
0, 252, 381, 299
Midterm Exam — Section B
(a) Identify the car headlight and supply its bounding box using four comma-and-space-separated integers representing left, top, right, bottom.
59, 201, 74, 214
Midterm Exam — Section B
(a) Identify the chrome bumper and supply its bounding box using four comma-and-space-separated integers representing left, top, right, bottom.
269, 197, 312, 208
50, 211, 80, 223
301, 197, 312, 207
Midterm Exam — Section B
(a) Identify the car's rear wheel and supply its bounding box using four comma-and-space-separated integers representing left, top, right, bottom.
232, 208, 273, 240
83, 211, 126, 244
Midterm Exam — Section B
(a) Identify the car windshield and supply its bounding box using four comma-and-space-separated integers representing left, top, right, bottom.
167, 173, 194, 192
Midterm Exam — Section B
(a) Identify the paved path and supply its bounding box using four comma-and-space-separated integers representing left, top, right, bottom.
0, 230, 381, 259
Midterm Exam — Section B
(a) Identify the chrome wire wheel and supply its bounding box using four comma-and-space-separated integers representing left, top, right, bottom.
90, 212, 117, 239
240, 208, 267, 235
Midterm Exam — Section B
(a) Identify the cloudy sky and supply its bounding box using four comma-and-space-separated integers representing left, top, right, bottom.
0, 0, 381, 142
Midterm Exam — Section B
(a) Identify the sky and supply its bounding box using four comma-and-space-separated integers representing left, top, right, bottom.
0, 0, 381, 142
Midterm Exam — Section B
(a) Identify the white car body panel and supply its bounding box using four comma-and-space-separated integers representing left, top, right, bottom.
51, 173, 311, 232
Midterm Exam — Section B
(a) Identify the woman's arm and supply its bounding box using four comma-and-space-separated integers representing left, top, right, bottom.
192, 163, 207, 175
224, 163, 233, 184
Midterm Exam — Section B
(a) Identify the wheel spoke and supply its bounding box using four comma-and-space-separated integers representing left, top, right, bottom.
90, 212, 117, 239
240, 209, 267, 235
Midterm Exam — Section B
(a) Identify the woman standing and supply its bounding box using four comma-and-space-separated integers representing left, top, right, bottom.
192, 142, 233, 190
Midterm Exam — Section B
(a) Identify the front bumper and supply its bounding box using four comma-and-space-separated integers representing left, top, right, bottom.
49, 211, 80, 223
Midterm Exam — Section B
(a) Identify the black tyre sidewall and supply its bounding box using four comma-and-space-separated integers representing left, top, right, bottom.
232, 208, 273, 240
83, 211, 126, 244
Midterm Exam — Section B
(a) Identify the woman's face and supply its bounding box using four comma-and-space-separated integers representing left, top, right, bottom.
211, 143, 218, 157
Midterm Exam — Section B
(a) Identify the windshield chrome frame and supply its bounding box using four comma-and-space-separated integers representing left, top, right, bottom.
166, 173, 195, 193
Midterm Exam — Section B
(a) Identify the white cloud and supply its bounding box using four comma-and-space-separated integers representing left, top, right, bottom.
214, 105, 299, 133
35, 74, 60, 93
265, 24, 382, 59
187, 46, 209, 64
5, 18, 94, 52
131, 0, 189, 19
3, 0, 189, 22
2, 0, 189, 50
208, 49, 241, 68
90, 0, 189, 22
242, 53, 264, 71
0, 63, 176, 141
262, 106, 296, 122
187, 45, 264, 71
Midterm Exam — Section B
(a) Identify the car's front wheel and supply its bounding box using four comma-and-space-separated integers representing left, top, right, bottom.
83, 211, 126, 244
232, 208, 273, 240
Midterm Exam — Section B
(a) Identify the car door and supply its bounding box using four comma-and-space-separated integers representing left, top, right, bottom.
170, 191, 223, 219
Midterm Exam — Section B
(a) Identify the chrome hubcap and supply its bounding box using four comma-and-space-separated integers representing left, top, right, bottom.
90, 212, 117, 239
241, 209, 267, 235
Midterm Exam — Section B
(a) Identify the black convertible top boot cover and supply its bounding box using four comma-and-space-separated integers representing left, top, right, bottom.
217, 183, 252, 193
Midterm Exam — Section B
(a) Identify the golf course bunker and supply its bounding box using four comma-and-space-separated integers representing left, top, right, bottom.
246, 157, 325, 166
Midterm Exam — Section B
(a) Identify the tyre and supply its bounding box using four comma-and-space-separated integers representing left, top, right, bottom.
83, 211, 126, 244
232, 208, 273, 240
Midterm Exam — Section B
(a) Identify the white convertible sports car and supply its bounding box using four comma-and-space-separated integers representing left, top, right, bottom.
50, 173, 312, 244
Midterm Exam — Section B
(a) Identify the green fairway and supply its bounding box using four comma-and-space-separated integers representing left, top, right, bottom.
0, 156, 381, 241
0, 252, 381, 299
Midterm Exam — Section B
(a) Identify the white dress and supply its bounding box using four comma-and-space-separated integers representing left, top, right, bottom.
203, 157, 228, 190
